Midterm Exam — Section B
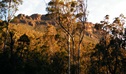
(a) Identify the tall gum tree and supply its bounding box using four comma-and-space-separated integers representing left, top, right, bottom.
46, 0, 88, 74
91, 14, 126, 74
0, 0, 22, 56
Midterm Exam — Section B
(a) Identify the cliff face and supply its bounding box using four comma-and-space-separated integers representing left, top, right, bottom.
16, 14, 50, 21
11, 14, 96, 37
11, 14, 51, 27
85, 22, 94, 36
30, 14, 41, 20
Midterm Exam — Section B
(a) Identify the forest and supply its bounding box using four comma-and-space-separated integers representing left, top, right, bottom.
0, 0, 126, 74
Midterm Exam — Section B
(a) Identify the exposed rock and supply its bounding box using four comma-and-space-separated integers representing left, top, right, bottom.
28, 21, 36, 27
30, 14, 42, 20
41, 15, 50, 20
20, 20, 27, 24
26, 15, 32, 20
13, 14, 51, 27
17, 14, 26, 19
13, 14, 95, 37
85, 22, 94, 33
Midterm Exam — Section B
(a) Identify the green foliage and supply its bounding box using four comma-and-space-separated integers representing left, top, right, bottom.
90, 37, 126, 74
0, 0, 22, 21
1, 0, 126, 73
51, 51, 68, 74
90, 14, 126, 74
46, 1, 88, 74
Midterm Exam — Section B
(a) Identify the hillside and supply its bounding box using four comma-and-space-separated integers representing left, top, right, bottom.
0, 14, 104, 74
11, 14, 99, 38
6, 14, 102, 57
0, 0, 126, 73
0, 13, 125, 74
11, 14, 51, 26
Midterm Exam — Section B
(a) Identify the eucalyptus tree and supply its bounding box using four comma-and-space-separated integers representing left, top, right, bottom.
46, 0, 88, 74
47, 1, 77, 74
76, 0, 88, 73
0, 0, 22, 55
90, 14, 126, 74
100, 14, 126, 53
0, 0, 22, 21
101, 14, 125, 38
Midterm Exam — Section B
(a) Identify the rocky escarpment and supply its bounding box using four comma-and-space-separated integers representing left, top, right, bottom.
11, 14, 98, 38
11, 14, 51, 27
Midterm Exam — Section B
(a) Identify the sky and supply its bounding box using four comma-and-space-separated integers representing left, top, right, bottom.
16, 0, 126, 25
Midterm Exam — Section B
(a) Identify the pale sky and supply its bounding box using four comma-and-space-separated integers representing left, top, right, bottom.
16, 0, 126, 24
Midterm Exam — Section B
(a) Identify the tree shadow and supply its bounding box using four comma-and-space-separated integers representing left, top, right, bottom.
89, 37, 126, 74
